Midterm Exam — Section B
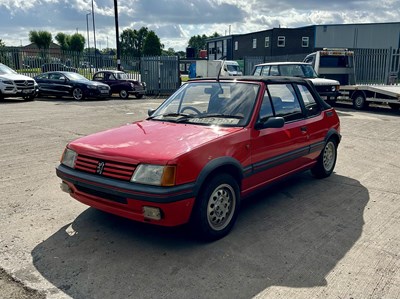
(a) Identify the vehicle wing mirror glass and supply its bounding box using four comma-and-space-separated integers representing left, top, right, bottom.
255, 117, 285, 130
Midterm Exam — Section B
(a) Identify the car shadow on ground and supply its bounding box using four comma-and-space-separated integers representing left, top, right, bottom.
32, 172, 368, 299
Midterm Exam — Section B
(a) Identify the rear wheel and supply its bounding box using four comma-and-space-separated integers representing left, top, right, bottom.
72, 88, 84, 101
311, 139, 338, 179
119, 89, 129, 99
191, 174, 240, 241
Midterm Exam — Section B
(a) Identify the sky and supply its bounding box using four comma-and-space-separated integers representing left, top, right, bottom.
0, 0, 399, 51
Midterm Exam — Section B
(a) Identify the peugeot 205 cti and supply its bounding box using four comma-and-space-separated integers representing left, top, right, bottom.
56, 76, 341, 241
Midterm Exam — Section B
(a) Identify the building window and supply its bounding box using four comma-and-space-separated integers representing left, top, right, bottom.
265, 37, 270, 47
302, 37, 309, 47
234, 41, 238, 51
252, 38, 257, 49
277, 36, 285, 47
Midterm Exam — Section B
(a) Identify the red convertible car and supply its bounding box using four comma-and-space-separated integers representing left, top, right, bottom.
56, 76, 341, 240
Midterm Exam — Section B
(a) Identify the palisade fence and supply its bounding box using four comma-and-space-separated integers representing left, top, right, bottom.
0, 47, 180, 95
244, 48, 400, 85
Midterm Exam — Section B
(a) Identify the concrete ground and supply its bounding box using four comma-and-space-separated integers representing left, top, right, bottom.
0, 97, 399, 299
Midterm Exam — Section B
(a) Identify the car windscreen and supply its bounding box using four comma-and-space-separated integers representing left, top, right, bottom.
149, 81, 259, 127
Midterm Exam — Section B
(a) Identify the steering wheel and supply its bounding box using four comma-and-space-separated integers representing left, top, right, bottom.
181, 106, 202, 115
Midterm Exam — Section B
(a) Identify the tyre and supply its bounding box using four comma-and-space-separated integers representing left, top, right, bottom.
311, 139, 338, 179
72, 88, 84, 101
119, 89, 129, 99
388, 103, 400, 110
191, 174, 240, 241
352, 92, 368, 110
135, 94, 144, 99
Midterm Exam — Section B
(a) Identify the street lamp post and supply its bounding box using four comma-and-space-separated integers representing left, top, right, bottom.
114, 0, 121, 71
86, 12, 91, 52
91, 0, 97, 69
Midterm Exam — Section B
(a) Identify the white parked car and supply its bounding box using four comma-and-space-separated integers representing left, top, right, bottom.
252, 62, 340, 102
0, 63, 38, 101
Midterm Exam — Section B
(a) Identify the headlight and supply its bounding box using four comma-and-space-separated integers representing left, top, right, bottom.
61, 148, 77, 168
87, 85, 97, 89
0, 80, 13, 85
332, 85, 339, 91
131, 164, 176, 186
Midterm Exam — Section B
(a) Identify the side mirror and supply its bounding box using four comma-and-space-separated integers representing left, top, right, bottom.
147, 109, 156, 117
255, 117, 285, 130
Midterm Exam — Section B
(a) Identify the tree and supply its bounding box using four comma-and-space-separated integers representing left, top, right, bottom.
0, 39, 5, 48
29, 30, 52, 49
188, 32, 220, 57
143, 31, 162, 56
120, 29, 137, 56
162, 47, 176, 56
120, 27, 149, 57
69, 33, 85, 52
55, 32, 85, 52
55, 33, 69, 51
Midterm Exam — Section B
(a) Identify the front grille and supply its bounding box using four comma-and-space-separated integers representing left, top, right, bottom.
315, 85, 334, 93
75, 154, 136, 181
14, 80, 34, 88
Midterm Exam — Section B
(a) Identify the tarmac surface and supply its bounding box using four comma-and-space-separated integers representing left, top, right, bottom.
0, 96, 399, 299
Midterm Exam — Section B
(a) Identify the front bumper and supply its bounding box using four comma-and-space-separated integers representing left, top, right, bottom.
56, 164, 196, 226
1, 87, 38, 97
84, 89, 110, 99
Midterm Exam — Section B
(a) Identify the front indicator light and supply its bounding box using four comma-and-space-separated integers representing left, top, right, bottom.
143, 206, 162, 220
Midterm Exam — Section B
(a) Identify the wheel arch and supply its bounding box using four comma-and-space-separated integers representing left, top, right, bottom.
193, 157, 243, 197
325, 128, 341, 145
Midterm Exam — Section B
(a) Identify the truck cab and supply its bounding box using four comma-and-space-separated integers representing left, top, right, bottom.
304, 48, 356, 85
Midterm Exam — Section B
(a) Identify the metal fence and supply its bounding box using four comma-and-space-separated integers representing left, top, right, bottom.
0, 48, 180, 95
243, 48, 400, 85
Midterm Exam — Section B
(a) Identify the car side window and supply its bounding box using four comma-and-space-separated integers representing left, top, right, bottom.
253, 66, 262, 76
296, 84, 321, 117
267, 84, 303, 122
258, 92, 274, 121
93, 73, 104, 81
261, 66, 270, 76
270, 66, 279, 76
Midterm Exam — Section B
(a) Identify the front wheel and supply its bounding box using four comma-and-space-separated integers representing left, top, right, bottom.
311, 139, 338, 179
352, 92, 368, 110
191, 174, 240, 241
72, 88, 84, 101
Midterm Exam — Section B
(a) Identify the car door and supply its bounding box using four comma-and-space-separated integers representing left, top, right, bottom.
245, 83, 309, 194
293, 83, 328, 163
48, 72, 70, 96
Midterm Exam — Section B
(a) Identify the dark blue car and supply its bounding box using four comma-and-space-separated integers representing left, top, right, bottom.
35, 71, 110, 100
